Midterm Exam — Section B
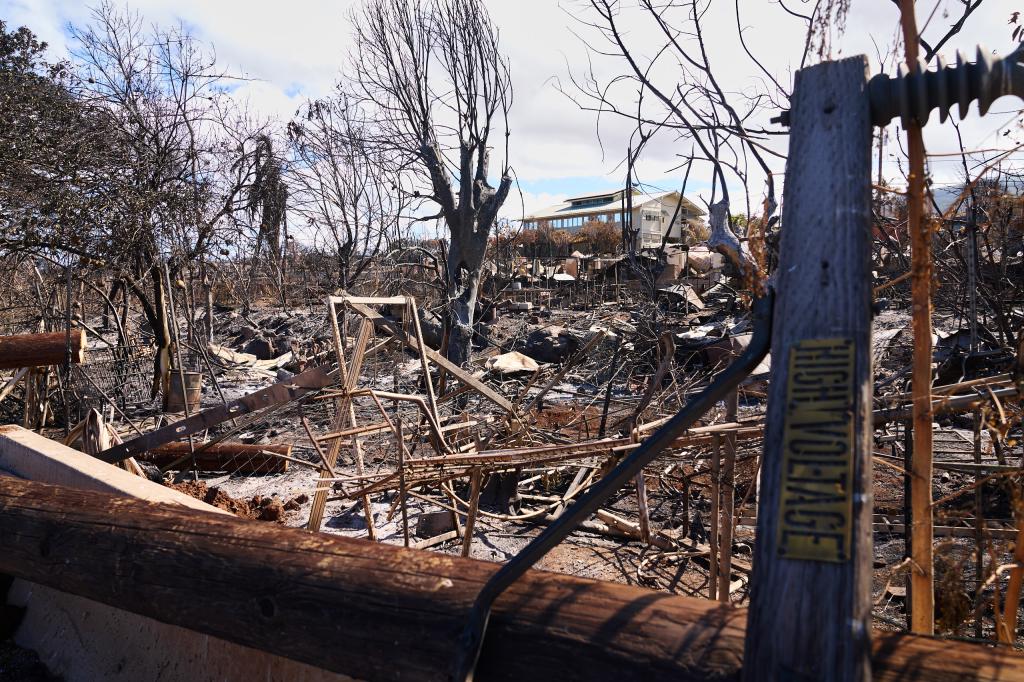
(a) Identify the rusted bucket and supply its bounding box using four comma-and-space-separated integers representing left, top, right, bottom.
164, 371, 202, 413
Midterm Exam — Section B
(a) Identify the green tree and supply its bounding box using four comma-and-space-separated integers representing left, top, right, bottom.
0, 20, 123, 262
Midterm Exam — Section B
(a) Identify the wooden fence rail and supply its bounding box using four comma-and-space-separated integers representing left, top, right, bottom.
1, 477, 1023, 681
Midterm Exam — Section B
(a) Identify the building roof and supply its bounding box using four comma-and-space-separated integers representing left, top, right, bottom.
525, 190, 706, 221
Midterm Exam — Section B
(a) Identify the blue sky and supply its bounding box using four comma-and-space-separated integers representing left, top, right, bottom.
4, 0, 1020, 223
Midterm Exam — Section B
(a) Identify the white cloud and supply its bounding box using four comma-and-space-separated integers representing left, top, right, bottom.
230, 78, 306, 122
2, 0, 1020, 198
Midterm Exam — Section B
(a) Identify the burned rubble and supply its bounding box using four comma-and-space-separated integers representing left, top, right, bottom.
1, 2, 1024, 681
2, 240, 1019, 642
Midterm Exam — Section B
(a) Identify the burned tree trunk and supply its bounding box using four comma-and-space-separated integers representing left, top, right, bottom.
349, 0, 513, 367
150, 265, 172, 400
706, 199, 759, 286
444, 228, 489, 367
446, 285, 478, 367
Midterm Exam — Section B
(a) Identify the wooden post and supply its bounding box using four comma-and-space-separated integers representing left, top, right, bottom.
903, 419, 914, 629
744, 56, 874, 682
397, 419, 410, 548
710, 432, 721, 600
22, 368, 49, 430
461, 466, 483, 558
1001, 516, 1024, 642
22, 368, 38, 429
973, 408, 985, 639
406, 298, 440, 425
719, 391, 738, 603
681, 475, 690, 540
898, 0, 935, 636
635, 469, 651, 545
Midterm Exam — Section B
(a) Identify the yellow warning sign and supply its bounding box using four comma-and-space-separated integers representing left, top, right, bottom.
777, 338, 855, 563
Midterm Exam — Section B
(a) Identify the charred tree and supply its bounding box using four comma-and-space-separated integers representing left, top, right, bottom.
349, 0, 513, 366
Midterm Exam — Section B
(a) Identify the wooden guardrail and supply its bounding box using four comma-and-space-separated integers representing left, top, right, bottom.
1, 476, 1022, 681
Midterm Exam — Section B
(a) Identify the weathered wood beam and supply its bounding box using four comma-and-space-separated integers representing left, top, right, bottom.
461, 466, 483, 557
719, 390, 737, 604
98, 365, 334, 465
1, 477, 1022, 682
744, 56, 874, 682
347, 301, 517, 415
0, 330, 86, 370
0, 368, 30, 402
0, 476, 743, 681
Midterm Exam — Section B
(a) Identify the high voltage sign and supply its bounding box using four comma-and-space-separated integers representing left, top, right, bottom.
777, 338, 856, 563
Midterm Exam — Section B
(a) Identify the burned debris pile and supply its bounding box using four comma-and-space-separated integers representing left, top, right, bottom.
1, 235, 1020, 643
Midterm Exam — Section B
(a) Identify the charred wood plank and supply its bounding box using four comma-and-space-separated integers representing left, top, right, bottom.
98, 366, 333, 465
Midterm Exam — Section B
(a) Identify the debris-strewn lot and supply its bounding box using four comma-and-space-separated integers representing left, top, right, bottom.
8, 271, 1008, 642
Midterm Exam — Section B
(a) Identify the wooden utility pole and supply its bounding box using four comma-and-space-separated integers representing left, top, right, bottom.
899, 0, 935, 636
744, 56, 874, 682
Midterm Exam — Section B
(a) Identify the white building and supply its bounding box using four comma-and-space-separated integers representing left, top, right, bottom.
522, 188, 706, 249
